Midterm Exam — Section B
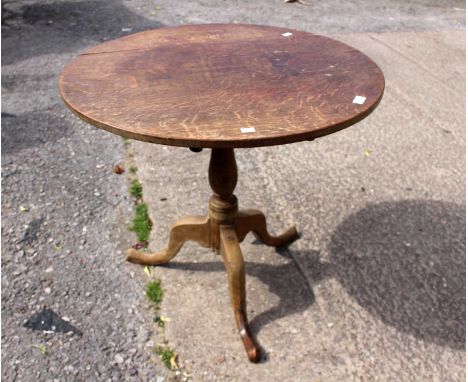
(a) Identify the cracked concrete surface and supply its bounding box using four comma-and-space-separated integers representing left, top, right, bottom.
130, 27, 465, 382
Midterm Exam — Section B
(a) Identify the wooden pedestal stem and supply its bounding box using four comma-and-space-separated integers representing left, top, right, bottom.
208, 148, 239, 251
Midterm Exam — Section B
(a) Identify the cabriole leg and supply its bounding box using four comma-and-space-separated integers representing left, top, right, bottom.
127, 215, 210, 265
219, 225, 261, 363
235, 209, 299, 246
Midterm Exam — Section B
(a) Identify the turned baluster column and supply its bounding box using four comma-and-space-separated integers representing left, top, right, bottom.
208, 148, 239, 251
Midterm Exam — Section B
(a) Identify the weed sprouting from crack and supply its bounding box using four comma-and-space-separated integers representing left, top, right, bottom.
129, 179, 143, 199
31, 344, 48, 356
122, 139, 150, 246
145, 280, 184, 374
123, 139, 189, 379
130, 203, 151, 243
122, 137, 131, 148
146, 279, 163, 309
154, 345, 178, 370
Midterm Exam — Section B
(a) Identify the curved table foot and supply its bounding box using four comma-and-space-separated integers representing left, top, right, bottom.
220, 225, 261, 363
127, 215, 210, 265
235, 209, 299, 247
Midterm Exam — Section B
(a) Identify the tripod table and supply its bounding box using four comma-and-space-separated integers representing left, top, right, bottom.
59, 24, 385, 362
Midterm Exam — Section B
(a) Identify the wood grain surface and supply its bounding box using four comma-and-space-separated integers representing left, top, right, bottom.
59, 24, 385, 148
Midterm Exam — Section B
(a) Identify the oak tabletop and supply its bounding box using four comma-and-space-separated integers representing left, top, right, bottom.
59, 24, 385, 148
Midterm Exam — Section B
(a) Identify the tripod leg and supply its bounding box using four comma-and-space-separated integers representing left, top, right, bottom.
235, 209, 299, 246
127, 215, 210, 265
219, 225, 261, 363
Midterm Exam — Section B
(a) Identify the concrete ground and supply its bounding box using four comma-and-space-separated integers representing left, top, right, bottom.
132, 30, 466, 381
2, 1, 465, 382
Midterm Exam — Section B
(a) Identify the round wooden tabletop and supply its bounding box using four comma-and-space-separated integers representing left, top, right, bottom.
59, 24, 385, 148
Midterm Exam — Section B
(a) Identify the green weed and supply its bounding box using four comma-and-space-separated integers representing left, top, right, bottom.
154, 345, 177, 370
130, 203, 151, 242
129, 180, 143, 199
32, 344, 48, 356
146, 279, 164, 309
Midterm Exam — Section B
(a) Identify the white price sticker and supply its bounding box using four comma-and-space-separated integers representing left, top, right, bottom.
240, 127, 256, 133
353, 95, 366, 105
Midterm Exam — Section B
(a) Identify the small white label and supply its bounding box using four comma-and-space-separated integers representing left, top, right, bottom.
353, 95, 366, 105
282, 32, 293, 37
240, 127, 256, 133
